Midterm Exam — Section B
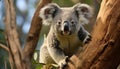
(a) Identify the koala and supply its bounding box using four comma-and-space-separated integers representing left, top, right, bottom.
39, 3, 93, 68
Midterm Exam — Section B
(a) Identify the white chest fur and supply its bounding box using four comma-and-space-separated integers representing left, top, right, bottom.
56, 34, 82, 56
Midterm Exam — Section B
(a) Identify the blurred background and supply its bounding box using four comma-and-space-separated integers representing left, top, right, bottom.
0, 0, 101, 69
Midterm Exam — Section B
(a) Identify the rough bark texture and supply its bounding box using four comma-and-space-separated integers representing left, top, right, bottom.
4, 0, 23, 69
4, 0, 52, 69
22, 0, 52, 68
66, 0, 120, 69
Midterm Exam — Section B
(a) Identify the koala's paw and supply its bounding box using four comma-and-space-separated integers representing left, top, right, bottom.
83, 35, 92, 44
58, 56, 69, 69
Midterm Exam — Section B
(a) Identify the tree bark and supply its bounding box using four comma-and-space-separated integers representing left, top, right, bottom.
4, 0, 23, 69
23, 0, 52, 61
22, 0, 52, 68
4, 0, 52, 69
66, 0, 120, 69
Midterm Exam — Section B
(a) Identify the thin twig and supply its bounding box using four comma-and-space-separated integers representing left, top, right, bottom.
0, 43, 9, 52
0, 43, 14, 69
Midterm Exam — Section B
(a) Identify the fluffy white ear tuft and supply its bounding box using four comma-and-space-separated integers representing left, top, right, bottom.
73, 3, 93, 25
39, 3, 60, 25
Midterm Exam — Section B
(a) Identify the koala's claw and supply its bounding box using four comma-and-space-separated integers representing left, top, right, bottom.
58, 56, 69, 69
84, 35, 92, 44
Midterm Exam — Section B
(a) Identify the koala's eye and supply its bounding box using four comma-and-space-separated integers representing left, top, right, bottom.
71, 20, 75, 24
57, 20, 61, 25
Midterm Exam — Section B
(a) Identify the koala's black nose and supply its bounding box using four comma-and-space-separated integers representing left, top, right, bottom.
63, 21, 69, 31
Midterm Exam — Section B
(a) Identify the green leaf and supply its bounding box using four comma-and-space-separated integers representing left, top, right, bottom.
35, 63, 43, 69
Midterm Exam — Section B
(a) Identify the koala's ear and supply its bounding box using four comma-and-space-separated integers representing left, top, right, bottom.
39, 3, 60, 25
73, 3, 93, 24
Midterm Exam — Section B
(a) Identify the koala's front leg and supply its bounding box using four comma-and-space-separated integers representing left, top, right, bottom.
47, 33, 68, 69
78, 26, 92, 44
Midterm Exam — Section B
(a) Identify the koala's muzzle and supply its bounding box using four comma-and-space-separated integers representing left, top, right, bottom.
64, 22, 69, 32
61, 21, 71, 35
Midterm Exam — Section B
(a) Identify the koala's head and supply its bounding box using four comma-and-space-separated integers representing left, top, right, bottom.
39, 3, 93, 36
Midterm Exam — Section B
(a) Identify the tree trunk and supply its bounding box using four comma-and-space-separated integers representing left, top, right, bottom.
4, 0, 52, 69
23, 0, 52, 62
66, 0, 120, 69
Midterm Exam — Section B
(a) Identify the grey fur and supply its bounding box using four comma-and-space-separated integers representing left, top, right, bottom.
39, 3, 93, 68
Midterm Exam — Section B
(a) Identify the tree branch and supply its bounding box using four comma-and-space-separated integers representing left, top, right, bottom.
4, 0, 23, 69
23, 0, 52, 61
66, 0, 120, 69
0, 43, 9, 52
0, 43, 14, 69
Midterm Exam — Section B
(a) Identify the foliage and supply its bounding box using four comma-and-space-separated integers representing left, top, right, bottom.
0, 29, 6, 45
0, 29, 10, 69
53, 0, 74, 6
82, 0, 93, 5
